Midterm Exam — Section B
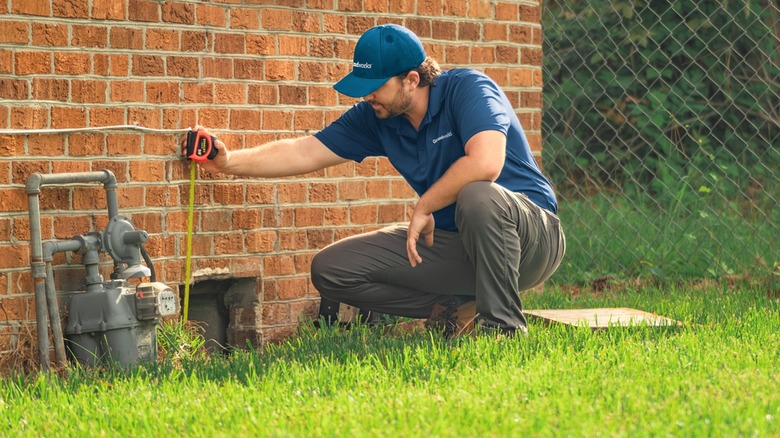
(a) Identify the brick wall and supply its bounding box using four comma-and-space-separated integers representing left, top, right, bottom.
0, 0, 543, 365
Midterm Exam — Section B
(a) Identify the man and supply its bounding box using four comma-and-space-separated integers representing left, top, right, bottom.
199, 24, 565, 337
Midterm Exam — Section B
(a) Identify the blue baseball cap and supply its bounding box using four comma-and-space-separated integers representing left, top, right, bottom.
334, 24, 426, 98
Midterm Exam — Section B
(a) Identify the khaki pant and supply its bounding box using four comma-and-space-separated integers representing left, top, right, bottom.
311, 181, 566, 331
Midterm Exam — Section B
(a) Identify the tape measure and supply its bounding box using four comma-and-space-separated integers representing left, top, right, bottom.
182, 162, 196, 323
181, 128, 219, 162
181, 128, 219, 322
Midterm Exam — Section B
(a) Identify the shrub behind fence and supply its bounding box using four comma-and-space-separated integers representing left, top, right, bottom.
542, 0, 779, 284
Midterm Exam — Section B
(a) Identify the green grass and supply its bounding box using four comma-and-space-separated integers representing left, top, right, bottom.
1, 284, 778, 437
553, 194, 780, 284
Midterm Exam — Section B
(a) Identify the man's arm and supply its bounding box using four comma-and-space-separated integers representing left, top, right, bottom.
406, 129, 506, 266
199, 134, 349, 178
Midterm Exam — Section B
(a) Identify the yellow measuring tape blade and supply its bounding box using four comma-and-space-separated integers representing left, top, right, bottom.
182, 163, 196, 323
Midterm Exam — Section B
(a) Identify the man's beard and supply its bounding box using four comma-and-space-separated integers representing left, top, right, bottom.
369, 89, 413, 119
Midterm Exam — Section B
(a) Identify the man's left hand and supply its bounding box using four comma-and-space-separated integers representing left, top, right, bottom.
406, 211, 435, 267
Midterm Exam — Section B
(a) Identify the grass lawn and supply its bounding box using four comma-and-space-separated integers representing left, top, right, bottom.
1, 282, 778, 437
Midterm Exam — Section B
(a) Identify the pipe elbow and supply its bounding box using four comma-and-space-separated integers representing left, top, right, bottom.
100, 169, 117, 190
41, 241, 57, 262
26, 173, 44, 194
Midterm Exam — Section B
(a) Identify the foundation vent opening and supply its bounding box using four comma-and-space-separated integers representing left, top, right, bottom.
179, 278, 257, 354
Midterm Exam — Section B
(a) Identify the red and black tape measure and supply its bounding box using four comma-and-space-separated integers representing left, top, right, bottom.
181, 128, 219, 162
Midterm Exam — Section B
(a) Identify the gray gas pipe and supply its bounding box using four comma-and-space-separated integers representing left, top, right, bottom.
26, 170, 177, 370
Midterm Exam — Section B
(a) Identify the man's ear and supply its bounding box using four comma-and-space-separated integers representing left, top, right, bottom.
405, 70, 421, 88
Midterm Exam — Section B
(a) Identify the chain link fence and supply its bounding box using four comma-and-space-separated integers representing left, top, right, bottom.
541, 0, 779, 284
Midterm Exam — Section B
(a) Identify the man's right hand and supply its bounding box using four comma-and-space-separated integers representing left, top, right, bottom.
191, 125, 229, 174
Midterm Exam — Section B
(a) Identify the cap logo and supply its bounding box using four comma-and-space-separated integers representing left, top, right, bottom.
353, 62, 372, 69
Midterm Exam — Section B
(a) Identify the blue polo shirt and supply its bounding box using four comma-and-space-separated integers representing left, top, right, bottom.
314, 68, 557, 232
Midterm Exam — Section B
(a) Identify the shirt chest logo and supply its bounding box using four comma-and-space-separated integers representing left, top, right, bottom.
432, 131, 453, 144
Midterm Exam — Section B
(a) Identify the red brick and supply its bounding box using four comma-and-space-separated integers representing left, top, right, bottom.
509, 25, 533, 44
484, 23, 507, 41
90, 107, 125, 127
197, 5, 227, 27
52, 161, 90, 175
53, 216, 87, 239
214, 33, 245, 54
33, 23, 69, 47
338, 181, 365, 200
28, 133, 65, 156
129, 212, 163, 234
521, 47, 542, 66
262, 110, 292, 130
279, 35, 307, 56
106, 134, 142, 156
108, 54, 130, 76
15, 51, 50, 75
71, 80, 107, 103
132, 55, 164, 76
230, 109, 261, 130
143, 133, 177, 156
496, 3, 519, 21
203, 57, 233, 79
323, 207, 348, 225
110, 27, 144, 50
92, 160, 128, 183
182, 31, 210, 52
162, 2, 194, 24
11, 106, 49, 129
264, 255, 294, 276
92, 0, 125, 20
168, 56, 199, 77
485, 67, 508, 86
181, 83, 213, 104
0, 219, 8, 242
72, 187, 106, 210
432, 21, 457, 41
0, 51, 12, 74
0, 162, 9, 183
246, 34, 276, 55
71, 25, 107, 48
128, 0, 159, 22
265, 60, 294, 81
308, 86, 336, 106
349, 205, 377, 224
144, 29, 178, 51
54, 52, 90, 75
0, 79, 29, 100
496, 45, 520, 64
235, 58, 264, 80
196, 108, 229, 129
519, 4, 540, 23
213, 184, 244, 205
294, 110, 325, 131
472, 46, 495, 64
214, 83, 244, 104
322, 14, 345, 33
230, 8, 259, 29
51, 106, 87, 129
53, 0, 89, 18
129, 160, 165, 182
128, 107, 161, 129
261, 9, 292, 30
68, 132, 106, 156
346, 16, 374, 35
0, 21, 29, 44
246, 184, 275, 204
11, 0, 50, 16
0, 189, 27, 212
110, 81, 144, 102
469, 0, 492, 19
215, 234, 244, 255
292, 11, 320, 33
145, 82, 178, 104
